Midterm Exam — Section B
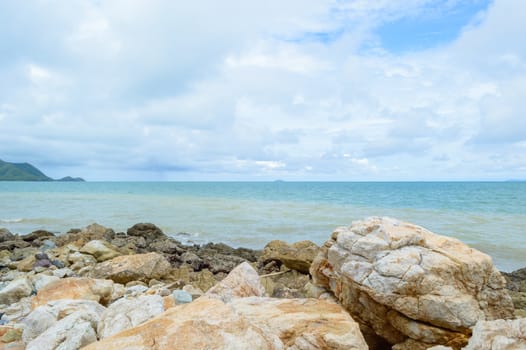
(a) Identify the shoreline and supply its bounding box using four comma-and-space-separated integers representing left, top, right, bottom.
1, 219, 525, 349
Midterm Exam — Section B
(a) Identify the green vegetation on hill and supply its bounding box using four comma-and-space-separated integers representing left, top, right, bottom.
0, 159, 84, 181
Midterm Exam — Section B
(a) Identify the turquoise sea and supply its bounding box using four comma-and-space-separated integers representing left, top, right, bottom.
0, 181, 524, 272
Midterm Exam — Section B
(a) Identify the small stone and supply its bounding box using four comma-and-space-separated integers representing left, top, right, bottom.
172, 290, 192, 304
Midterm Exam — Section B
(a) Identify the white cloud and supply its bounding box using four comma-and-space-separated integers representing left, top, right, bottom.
0, 0, 524, 180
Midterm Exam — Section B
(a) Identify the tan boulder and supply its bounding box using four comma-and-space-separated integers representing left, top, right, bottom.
89, 252, 172, 284
204, 261, 265, 302
231, 297, 368, 349
311, 217, 515, 349
259, 239, 320, 274
83, 295, 368, 350
32, 277, 116, 308
80, 240, 121, 262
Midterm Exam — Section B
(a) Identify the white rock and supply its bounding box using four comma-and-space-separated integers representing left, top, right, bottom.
22, 299, 106, 343
31, 273, 60, 292
204, 261, 265, 302
463, 318, 526, 350
97, 294, 165, 339
0, 277, 33, 305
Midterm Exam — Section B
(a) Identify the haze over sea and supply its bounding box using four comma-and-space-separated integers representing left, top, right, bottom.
1, 181, 524, 272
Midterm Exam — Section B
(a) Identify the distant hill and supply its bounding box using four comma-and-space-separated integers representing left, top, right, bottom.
0, 159, 84, 181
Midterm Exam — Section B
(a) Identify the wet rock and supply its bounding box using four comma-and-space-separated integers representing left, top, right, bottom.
0, 229, 15, 243
97, 294, 166, 339
55, 223, 115, 247
126, 223, 166, 245
21, 230, 55, 243
80, 240, 121, 262
259, 239, 320, 274
311, 217, 515, 349
90, 252, 172, 284
147, 238, 184, 255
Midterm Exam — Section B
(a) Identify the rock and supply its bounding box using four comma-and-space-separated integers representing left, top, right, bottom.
32, 277, 116, 308
33, 253, 54, 269
26, 308, 101, 350
0, 240, 30, 251
55, 223, 115, 247
90, 252, 172, 284
15, 255, 35, 272
201, 253, 246, 274
463, 318, 526, 349
147, 239, 184, 255
259, 239, 320, 274
179, 252, 204, 270
231, 297, 369, 349
310, 217, 515, 349
172, 290, 192, 304
40, 239, 57, 251
110, 233, 146, 253
126, 223, 166, 244
182, 284, 203, 300
0, 297, 33, 323
0, 228, 15, 243
204, 262, 265, 302
10, 247, 38, 262
83, 297, 276, 350
30, 273, 60, 292
0, 251, 10, 268
83, 296, 368, 350
0, 327, 22, 343
502, 267, 526, 292
21, 230, 55, 242
21, 299, 106, 343
0, 277, 33, 305
80, 240, 121, 262
68, 251, 97, 270
97, 294, 166, 339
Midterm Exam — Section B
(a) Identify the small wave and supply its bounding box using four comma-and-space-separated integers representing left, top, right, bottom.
0, 218, 24, 223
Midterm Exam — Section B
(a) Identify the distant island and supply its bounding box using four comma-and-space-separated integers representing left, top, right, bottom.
0, 159, 85, 181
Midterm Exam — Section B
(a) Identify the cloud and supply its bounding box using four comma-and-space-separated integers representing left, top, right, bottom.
0, 0, 524, 180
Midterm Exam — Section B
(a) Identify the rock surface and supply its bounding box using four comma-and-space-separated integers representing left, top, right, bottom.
97, 294, 166, 339
204, 261, 265, 302
0, 278, 33, 305
259, 239, 320, 274
462, 318, 526, 350
32, 277, 117, 308
310, 217, 515, 349
89, 252, 172, 284
80, 240, 121, 262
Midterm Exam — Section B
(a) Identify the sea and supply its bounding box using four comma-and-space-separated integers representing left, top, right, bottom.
0, 181, 524, 272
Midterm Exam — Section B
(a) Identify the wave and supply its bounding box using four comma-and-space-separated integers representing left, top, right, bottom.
0, 218, 24, 223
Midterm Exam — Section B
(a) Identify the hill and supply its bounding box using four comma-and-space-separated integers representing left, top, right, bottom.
0, 159, 84, 181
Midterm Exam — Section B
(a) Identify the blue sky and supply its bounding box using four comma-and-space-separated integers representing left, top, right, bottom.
0, 0, 525, 181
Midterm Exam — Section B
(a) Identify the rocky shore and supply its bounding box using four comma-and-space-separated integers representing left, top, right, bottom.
0, 217, 524, 349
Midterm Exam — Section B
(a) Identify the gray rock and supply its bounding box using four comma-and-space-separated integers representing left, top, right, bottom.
0, 227, 15, 242
172, 289, 192, 304
127, 223, 166, 244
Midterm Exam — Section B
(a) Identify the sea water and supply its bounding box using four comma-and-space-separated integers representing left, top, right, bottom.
0, 181, 524, 272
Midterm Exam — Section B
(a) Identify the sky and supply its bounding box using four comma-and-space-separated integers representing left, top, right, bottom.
0, 0, 525, 181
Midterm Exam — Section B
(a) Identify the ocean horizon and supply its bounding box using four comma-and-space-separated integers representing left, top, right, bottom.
1, 181, 524, 272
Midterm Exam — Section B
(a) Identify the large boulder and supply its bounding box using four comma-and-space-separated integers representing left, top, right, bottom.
311, 217, 515, 349
32, 277, 117, 308
97, 294, 166, 339
462, 318, 526, 350
259, 240, 320, 274
83, 295, 368, 350
90, 252, 172, 284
